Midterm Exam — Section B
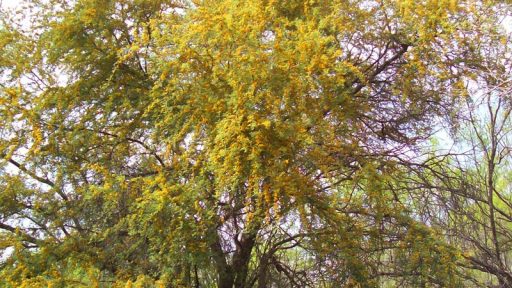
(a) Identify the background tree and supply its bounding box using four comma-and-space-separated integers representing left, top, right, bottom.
400, 14, 512, 286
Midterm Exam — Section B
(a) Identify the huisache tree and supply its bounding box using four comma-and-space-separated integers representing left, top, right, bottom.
0, 0, 506, 287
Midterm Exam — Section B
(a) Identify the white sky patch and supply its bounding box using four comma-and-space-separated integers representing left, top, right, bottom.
503, 15, 512, 33
1, 0, 21, 9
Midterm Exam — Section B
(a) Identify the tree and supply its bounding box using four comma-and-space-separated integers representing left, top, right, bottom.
0, 0, 505, 287
400, 13, 512, 286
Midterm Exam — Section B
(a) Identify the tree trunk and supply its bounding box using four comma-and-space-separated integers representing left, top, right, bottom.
211, 232, 235, 288
232, 232, 257, 288
211, 227, 258, 288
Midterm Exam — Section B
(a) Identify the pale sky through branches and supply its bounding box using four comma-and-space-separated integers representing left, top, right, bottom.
1, 0, 19, 9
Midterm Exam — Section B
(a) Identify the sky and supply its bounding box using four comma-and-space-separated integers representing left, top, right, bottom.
1, 0, 19, 9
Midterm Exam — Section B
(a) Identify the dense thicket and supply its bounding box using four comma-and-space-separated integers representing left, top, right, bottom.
0, 0, 510, 287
